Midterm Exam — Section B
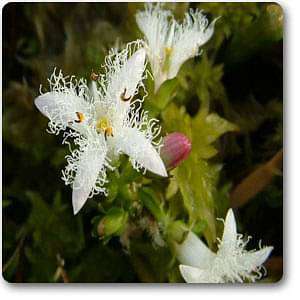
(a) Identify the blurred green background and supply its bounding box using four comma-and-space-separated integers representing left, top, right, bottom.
3, 2, 283, 283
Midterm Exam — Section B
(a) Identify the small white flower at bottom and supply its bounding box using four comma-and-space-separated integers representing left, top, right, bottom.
175, 209, 273, 283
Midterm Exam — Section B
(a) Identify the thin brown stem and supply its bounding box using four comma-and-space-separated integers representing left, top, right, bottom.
230, 149, 283, 208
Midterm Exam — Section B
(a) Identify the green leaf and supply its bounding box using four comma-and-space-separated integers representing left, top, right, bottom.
144, 77, 178, 119
165, 176, 179, 200
162, 104, 237, 245
192, 220, 208, 236
120, 160, 141, 183
162, 103, 192, 137
166, 220, 189, 244
152, 78, 178, 112
174, 155, 220, 246
194, 54, 225, 106
139, 188, 165, 222
192, 112, 238, 159
163, 103, 238, 159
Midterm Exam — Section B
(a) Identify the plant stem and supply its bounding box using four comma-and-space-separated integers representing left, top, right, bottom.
230, 149, 283, 208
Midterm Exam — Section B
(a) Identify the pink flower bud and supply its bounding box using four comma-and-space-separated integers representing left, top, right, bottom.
160, 132, 192, 170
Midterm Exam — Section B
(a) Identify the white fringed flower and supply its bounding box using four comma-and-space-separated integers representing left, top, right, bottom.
35, 41, 167, 215
136, 3, 217, 92
175, 209, 273, 283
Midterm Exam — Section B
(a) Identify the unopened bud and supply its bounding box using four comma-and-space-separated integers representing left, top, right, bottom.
97, 207, 128, 237
160, 132, 191, 170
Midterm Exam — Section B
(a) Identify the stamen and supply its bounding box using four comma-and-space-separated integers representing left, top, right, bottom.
74, 112, 85, 123
120, 88, 131, 102
90, 71, 99, 81
67, 112, 85, 126
104, 127, 114, 141
96, 117, 114, 140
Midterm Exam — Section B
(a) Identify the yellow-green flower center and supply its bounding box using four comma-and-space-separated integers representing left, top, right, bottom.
162, 47, 173, 73
96, 117, 113, 139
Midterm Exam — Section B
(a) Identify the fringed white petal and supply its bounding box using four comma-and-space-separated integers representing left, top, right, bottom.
102, 42, 147, 122
136, 3, 171, 92
136, 4, 171, 63
35, 92, 88, 128
71, 134, 108, 215
243, 246, 274, 268
218, 208, 237, 255
169, 14, 217, 78
179, 265, 210, 283
35, 69, 92, 135
114, 126, 167, 177
136, 3, 171, 55
120, 48, 146, 99
175, 231, 215, 269
106, 47, 146, 102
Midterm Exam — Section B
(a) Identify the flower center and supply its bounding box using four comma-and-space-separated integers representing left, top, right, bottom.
96, 117, 114, 140
164, 47, 173, 56
163, 47, 173, 73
